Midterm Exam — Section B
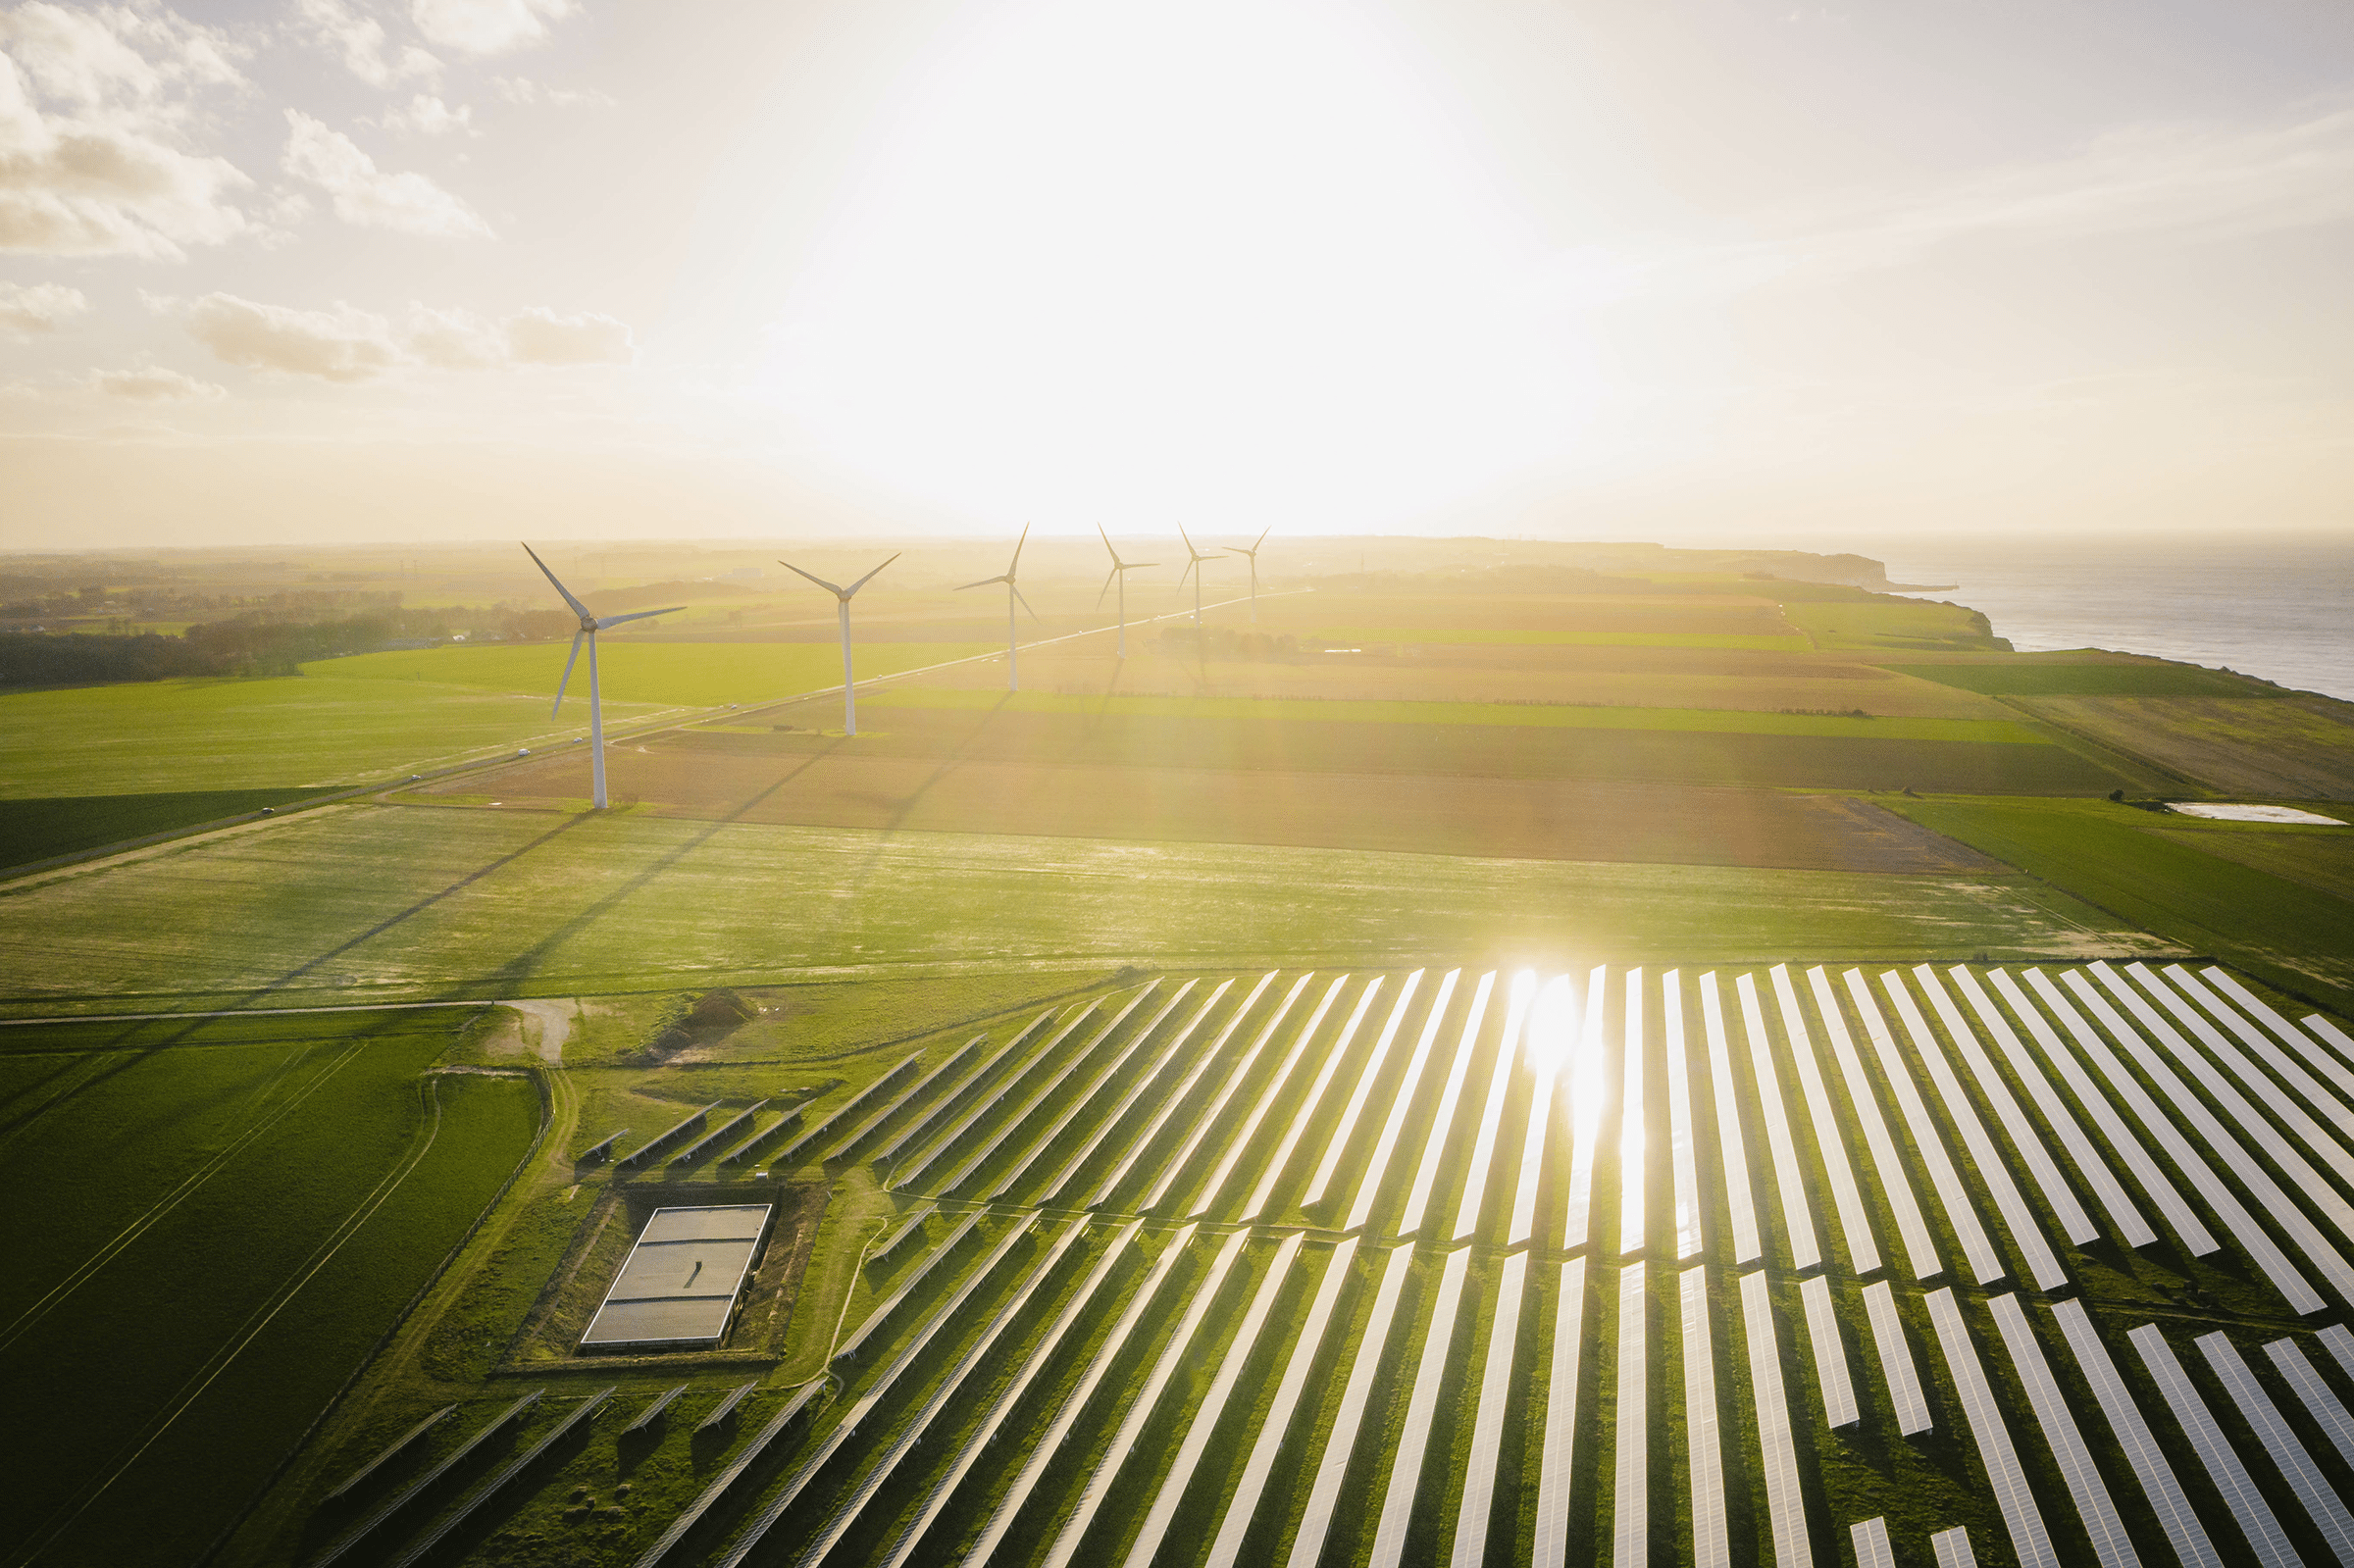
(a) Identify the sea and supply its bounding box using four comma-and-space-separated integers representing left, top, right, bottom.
1866, 533, 2354, 702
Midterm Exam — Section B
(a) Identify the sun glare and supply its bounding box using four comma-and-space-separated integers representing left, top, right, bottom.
756, 0, 1596, 528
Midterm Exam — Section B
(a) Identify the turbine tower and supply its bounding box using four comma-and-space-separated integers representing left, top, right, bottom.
779, 552, 899, 734
523, 543, 684, 810
1175, 525, 1223, 628
1228, 528, 1270, 624
956, 526, 1040, 691
1096, 526, 1157, 659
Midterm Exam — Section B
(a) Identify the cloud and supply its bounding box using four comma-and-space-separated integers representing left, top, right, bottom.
379, 92, 472, 137
490, 73, 608, 108
167, 290, 632, 379
179, 291, 402, 381
410, 0, 571, 56
506, 305, 630, 364
91, 362, 224, 399
292, 0, 436, 88
0, 278, 87, 334
0, 3, 253, 257
280, 109, 490, 236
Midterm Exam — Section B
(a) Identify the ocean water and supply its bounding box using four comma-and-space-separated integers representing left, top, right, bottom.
1869, 533, 2354, 701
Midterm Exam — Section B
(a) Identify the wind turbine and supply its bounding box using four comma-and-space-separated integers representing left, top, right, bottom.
779, 552, 899, 734
523, 543, 683, 810
1175, 525, 1223, 628
1228, 528, 1270, 624
956, 526, 1041, 691
1096, 526, 1157, 658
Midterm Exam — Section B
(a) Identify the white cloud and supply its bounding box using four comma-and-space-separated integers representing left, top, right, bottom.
0, 278, 86, 334
92, 361, 224, 399
0, 3, 253, 257
410, 0, 571, 56
506, 305, 630, 364
490, 73, 608, 108
168, 290, 633, 379
179, 291, 402, 381
280, 109, 490, 237
379, 92, 472, 137
291, 0, 436, 88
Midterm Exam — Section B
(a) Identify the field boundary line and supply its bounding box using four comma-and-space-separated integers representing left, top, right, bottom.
0, 590, 1297, 887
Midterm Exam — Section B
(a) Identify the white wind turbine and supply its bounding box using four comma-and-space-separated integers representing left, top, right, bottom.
1175, 524, 1223, 628
1228, 528, 1270, 624
778, 552, 899, 734
1096, 526, 1157, 659
523, 543, 683, 810
956, 526, 1042, 691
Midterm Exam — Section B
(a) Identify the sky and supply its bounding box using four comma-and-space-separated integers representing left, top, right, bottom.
3, 0, 2352, 548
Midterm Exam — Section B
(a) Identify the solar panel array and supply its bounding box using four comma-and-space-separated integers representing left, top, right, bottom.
329, 961, 2354, 1568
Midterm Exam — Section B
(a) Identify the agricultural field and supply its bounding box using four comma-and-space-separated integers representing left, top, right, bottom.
0, 1008, 541, 1567
201, 957, 2354, 1568
2005, 694, 2354, 799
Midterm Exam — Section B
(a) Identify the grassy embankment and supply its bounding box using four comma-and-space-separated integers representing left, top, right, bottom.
0, 1009, 539, 1567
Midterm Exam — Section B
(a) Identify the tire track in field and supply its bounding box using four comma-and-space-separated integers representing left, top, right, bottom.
9, 1077, 452, 1568
0, 1037, 373, 1352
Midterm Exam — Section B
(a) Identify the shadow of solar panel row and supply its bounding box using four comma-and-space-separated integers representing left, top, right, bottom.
631, 1380, 827, 1568
827, 1037, 981, 1163
884, 998, 1111, 1189
619, 1103, 720, 1170
386, 1388, 615, 1568
867, 1011, 1058, 1169
572, 1129, 627, 1170
306, 1391, 542, 1568
321, 1404, 454, 1504
764, 1052, 925, 1171
621, 1385, 689, 1438
716, 1106, 802, 1168
670, 1100, 768, 1168
864, 1204, 935, 1269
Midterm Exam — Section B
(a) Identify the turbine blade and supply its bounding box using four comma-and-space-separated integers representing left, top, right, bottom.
522, 542, 592, 620
779, 559, 846, 596
1098, 523, 1123, 569
1128, 561, 1159, 570
595, 605, 685, 630
1097, 566, 1116, 609
1253, 527, 1270, 552
1177, 521, 1196, 556
1177, 559, 1194, 588
1007, 523, 1030, 578
954, 575, 1007, 592
552, 629, 584, 715
1012, 582, 1044, 626
844, 551, 900, 597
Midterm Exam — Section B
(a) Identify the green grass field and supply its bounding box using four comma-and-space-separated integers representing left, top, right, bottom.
1312, 628, 1814, 650
326, 639, 998, 710
0, 1009, 540, 1566
0, 786, 346, 871
1887, 660, 2275, 697
1782, 599, 2004, 651
0, 804, 2170, 1015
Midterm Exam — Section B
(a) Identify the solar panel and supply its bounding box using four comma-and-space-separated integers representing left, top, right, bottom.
1453, 1251, 1529, 1568
1187, 975, 1351, 1219
1930, 1527, 1977, 1568
1368, 1246, 1474, 1568
1739, 1270, 1815, 1568
1949, 968, 2154, 1248
1878, 973, 2065, 1289
832, 1210, 981, 1364
1305, 970, 1424, 1208
2194, 966, 2354, 1094
1737, 972, 1818, 1271
1916, 967, 2100, 1239
1245, 977, 1387, 1221
1088, 973, 1274, 1208
871, 1009, 1057, 1168
2196, 1331, 2354, 1564
828, 1037, 982, 1164
323, 1404, 457, 1503
1863, 1281, 1928, 1436
772, 1051, 927, 1169
1507, 977, 1567, 1249
1986, 1293, 2135, 1568
1663, 972, 1705, 1261
867, 1204, 935, 1267
1037, 981, 1228, 1203
2128, 1324, 2299, 1568
878, 1221, 1140, 1568
632, 1381, 823, 1568
1845, 972, 2003, 1286
1040, 1229, 1255, 1568
1124, 1234, 1305, 1568
2057, 969, 2340, 1310
621, 1102, 720, 1169
2161, 965, 2354, 1126
1771, 964, 1879, 1275
1990, 969, 2212, 1254
1289, 1244, 1419, 1568
1682, 1267, 1729, 1568
2309, 1013, 2354, 1061
1397, 974, 1497, 1238
1808, 966, 1940, 1280
2265, 1339, 2354, 1471
1140, 973, 1312, 1212
2320, 1324, 2354, 1382
1453, 973, 1537, 1242
1531, 1257, 1589, 1568
985, 983, 1198, 1202
1208, 1237, 1363, 1566
1613, 1262, 1648, 1568
1556, 971, 1607, 1251
1699, 975, 1760, 1266
671, 1099, 769, 1168
619, 1387, 685, 1438
693, 1383, 755, 1435
1925, 1287, 2057, 1568
2050, 1299, 2223, 1568
1346, 970, 1461, 1232
1850, 1518, 1894, 1568
1801, 1277, 1857, 1430
1620, 968, 1647, 1255
311, 1391, 543, 1568
890, 998, 1105, 1189
388, 1388, 615, 1568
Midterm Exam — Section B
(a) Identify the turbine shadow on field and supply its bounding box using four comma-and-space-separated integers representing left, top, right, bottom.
471, 741, 846, 993
0, 813, 592, 1138
813, 692, 1014, 936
